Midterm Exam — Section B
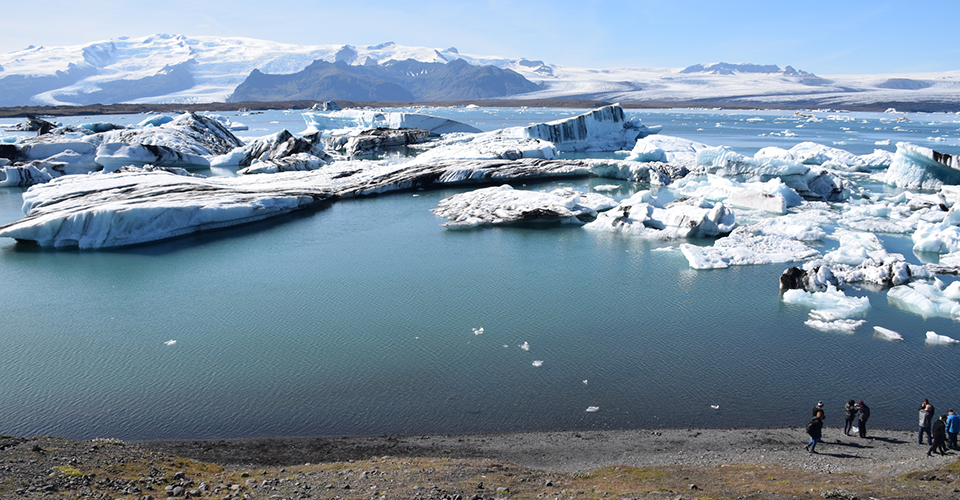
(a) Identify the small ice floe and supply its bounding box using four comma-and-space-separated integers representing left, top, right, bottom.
163, 340, 177, 346
925, 331, 960, 344
472, 327, 484, 335
583, 380, 589, 385
592, 184, 621, 192
586, 406, 600, 412
532, 360, 544, 367
873, 326, 903, 341
710, 405, 720, 410
519, 341, 530, 351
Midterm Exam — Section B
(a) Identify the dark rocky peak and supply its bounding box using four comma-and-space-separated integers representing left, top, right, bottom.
518, 59, 546, 68
680, 62, 814, 76
445, 47, 458, 54
369, 41, 395, 50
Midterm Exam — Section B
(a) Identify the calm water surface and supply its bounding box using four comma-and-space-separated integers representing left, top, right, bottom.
1, 108, 959, 440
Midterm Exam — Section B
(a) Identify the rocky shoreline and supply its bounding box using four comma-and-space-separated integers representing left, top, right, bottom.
4, 427, 960, 499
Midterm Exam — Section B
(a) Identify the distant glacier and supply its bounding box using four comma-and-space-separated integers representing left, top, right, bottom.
2, 34, 960, 110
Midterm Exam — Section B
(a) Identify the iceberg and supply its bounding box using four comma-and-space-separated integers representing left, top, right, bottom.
873, 326, 903, 341
694, 146, 846, 202
782, 286, 870, 332
888, 280, 960, 321
0, 157, 613, 249
583, 191, 735, 239
755, 142, 871, 172
878, 142, 960, 190
431, 184, 617, 228
211, 130, 332, 174
411, 136, 557, 163
326, 128, 430, 156
504, 104, 655, 152
912, 209, 960, 254
627, 134, 710, 163
679, 225, 819, 269
669, 175, 800, 214
302, 109, 481, 135
925, 331, 959, 344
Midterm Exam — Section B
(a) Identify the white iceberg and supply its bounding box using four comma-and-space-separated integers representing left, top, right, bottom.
679, 226, 819, 269
782, 286, 871, 331
925, 331, 959, 344
627, 134, 710, 163
755, 141, 872, 172
873, 326, 903, 341
411, 136, 557, 163
695, 146, 846, 202
888, 280, 960, 321
669, 175, 801, 214
583, 190, 735, 239
912, 209, 960, 254
878, 142, 960, 190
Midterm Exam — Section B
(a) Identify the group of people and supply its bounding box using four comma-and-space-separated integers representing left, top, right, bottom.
805, 399, 870, 454
804, 398, 960, 457
918, 399, 960, 457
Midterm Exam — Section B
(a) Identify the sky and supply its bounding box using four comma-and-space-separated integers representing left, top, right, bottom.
1, 0, 958, 75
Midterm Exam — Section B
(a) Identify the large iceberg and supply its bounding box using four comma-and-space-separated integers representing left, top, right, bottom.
754, 142, 879, 172
878, 142, 960, 190
912, 209, 960, 254
888, 279, 960, 321
668, 175, 802, 214
211, 130, 332, 174
0, 157, 616, 249
501, 104, 657, 152
679, 226, 820, 269
431, 185, 617, 228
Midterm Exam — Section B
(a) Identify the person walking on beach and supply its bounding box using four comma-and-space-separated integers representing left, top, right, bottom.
929, 415, 948, 456
857, 400, 870, 438
920, 401, 935, 445
844, 399, 857, 436
946, 409, 960, 450
805, 410, 824, 453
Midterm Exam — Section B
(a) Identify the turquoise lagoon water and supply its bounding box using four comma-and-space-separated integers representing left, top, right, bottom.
1, 108, 960, 440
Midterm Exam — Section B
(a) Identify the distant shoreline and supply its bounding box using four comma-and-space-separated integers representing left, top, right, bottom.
2, 98, 958, 119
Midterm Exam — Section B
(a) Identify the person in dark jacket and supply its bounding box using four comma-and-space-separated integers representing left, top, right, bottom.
844, 399, 857, 436
920, 401, 935, 445
813, 401, 825, 418
929, 415, 947, 456
806, 410, 824, 453
857, 400, 870, 438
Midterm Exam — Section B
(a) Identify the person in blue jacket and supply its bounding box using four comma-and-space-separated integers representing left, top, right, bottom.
946, 409, 960, 450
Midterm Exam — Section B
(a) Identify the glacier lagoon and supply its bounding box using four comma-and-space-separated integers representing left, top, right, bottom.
1, 107, 960, 440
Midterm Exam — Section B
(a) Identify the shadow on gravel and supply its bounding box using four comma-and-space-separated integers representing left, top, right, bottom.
867, 436, 908, 444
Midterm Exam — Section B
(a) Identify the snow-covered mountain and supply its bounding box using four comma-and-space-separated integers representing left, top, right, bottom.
2, 34, 959, 110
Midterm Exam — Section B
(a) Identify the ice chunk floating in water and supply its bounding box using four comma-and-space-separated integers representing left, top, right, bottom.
925, 331, 959, 344
873, 326, 904, 341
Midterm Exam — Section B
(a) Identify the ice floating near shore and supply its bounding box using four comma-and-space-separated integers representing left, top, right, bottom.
164, 340, 177, 346
411, 136, 557, 163
926, 331, 959, 344
532, 360, 543, 367
585, 406, 599, 412
888, 280, 960, 321
669, 175, 800, 214
873, 326, 904, 341
472, 327, 484, 335
912, 209, 960, 254
782, 286, 870, 332
695, 146, 846, 202
519, 341, 530, 351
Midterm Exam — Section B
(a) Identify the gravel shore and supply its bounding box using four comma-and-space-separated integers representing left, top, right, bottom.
139, 426, 953, 477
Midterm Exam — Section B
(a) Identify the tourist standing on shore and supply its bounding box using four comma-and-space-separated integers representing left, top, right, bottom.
812, 401, 825, 418
806, 410, 824, 453
844, 400, 857, 436
920, 401, 935, 445
929, 415, 948, 456
947, 409, 960, 450
857, 400, 870, 438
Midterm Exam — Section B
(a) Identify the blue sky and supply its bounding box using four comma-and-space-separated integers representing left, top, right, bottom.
2, 0, 958, 74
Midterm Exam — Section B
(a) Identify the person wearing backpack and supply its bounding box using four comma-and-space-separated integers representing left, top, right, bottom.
805, 410, 824, 453
946, 409, 960, 450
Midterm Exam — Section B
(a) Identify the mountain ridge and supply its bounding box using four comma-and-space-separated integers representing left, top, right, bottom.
1, 34, 959, 111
